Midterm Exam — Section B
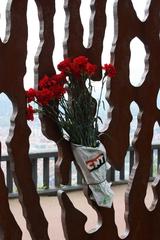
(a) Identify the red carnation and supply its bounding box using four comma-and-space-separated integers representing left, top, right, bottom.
102, 64, 116, 78
26, 88, 37, 103
53, 85, 67, 100
57, 58, 71, 73
36, 89, 53, 105
26, 105, 35, 121
73, 56, 88, 66
85, 63, 97, 77
39, 75, 52, 90
51, 72, 67, 85
69, 62, 81, 78
39, 73, 67, 94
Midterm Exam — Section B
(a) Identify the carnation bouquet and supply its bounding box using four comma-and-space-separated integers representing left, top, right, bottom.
26, 56, 116, 207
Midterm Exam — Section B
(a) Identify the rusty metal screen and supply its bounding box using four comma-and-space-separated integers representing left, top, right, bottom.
0, 0, 159, 239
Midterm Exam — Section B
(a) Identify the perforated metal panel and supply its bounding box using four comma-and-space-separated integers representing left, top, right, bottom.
0, 0, 159, 239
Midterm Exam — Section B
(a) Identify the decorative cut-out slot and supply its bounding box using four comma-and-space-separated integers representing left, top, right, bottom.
144, 122, 160, 210
156, 89, 160, 110
0, 0, 11, 43
131, 0, 151, 22
80, 0, 92, 48
0, 93, 15, 191
130, 101, 140, 145
129, 37, 148, 87
53, 0, 65, 68
23, 0, 39, 89
0, 93, 13, 156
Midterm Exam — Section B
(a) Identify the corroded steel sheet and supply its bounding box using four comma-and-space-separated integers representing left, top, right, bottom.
0, 0, 159, 239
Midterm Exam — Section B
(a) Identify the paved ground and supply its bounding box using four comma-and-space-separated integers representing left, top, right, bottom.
9, 183, 153, 240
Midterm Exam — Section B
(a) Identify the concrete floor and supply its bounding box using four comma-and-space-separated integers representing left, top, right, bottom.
9, 183, 153, 240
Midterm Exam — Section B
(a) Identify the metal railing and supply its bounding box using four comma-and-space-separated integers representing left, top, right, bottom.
1, 145, 159, 197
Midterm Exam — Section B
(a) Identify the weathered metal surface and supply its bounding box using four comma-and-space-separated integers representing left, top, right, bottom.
0, 0, 49, 239
0, 143, 22, 239
101, 0, 160, 239
58, 0, 160, 239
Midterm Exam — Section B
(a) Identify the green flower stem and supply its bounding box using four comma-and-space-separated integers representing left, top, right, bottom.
95, 75, 106, 123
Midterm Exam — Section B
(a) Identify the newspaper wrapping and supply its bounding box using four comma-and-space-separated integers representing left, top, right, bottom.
71, 142, 114, 208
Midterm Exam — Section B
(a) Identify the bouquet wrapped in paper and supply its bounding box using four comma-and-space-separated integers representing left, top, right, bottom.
26, 55, 116, 207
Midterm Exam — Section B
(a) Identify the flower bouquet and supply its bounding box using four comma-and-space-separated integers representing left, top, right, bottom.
26, 56, 116, 207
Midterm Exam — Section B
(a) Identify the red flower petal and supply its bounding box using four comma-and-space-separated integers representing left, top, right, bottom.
26, 105, 35, 121
102, 64, 116, 78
